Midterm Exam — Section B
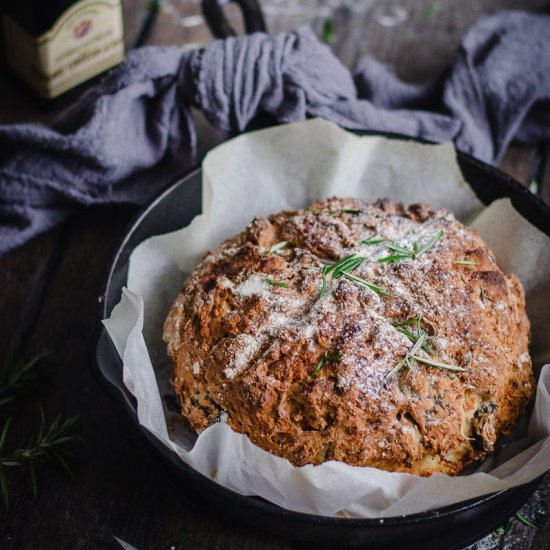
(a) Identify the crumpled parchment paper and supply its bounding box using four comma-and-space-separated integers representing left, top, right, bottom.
103, 119, 550, 518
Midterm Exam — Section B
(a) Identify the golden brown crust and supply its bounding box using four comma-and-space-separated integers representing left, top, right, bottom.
163, 198, 534, 475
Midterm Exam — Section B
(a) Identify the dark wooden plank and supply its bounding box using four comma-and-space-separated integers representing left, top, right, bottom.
0, 230, 61, 357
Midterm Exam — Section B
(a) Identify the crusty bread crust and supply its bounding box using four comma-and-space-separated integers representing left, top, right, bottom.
163, 198, 534, 475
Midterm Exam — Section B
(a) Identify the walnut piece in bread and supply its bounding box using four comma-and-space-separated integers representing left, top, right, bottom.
163, 198, 534, 476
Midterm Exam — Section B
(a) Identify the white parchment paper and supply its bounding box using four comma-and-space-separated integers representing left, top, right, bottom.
103, 119, 550, 518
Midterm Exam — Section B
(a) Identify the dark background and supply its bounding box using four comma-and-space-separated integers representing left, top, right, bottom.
0, 1, 549, 548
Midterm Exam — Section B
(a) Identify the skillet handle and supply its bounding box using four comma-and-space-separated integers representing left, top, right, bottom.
202, 0, 267, 38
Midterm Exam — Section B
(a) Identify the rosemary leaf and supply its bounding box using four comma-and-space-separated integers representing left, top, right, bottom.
320, 276, 328, 298
361, 238, 385, 245
360, 232, 385, 245
266, 278, 288, 288
455, 260, 477, 266
405, 356, 417, 372
395, 316, 420, 327
342, 272, 393, 297
0, 412, 82, 508
416, 230, 444, 256
342, 209, 363, 214
49, 448, 77, 481
516, 513, 536, 529
492, 522, 513, 538
377, 254, 411, 263
386, 243, 413, 256
0, 348, 51, 411
325, 254, 364, 276
311, 355, 325, 377
311, 352, 342, 376
409, 332, 427, 357
0, 418, 11, 454
267, 241, 288, 254
386, 333, 427, 378
395, 327, 435, 355
319, 253, 392, 298
379, 230, 445, 265
386, 357, 408, 379
410, 355, 467, 372
334, 258, 366, 278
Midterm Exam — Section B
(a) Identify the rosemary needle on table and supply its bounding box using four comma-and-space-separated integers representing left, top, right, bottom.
0, 346, 82, 508
0, 347, 51, 410
0, 411, 81, 507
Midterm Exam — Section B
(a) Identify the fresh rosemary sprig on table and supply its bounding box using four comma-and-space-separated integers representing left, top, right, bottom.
320, 254, 392, 298
516, 512, 536, 529
0, 346, 82, 508
492, 512, 536, 538
0, 411, 81, 508
311, 352, 343, 377
491, 521, 513, 538
0, 347, 51, 410
378, 230, 444, 263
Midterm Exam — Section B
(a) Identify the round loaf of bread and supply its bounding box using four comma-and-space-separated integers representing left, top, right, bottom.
163, 198, 534, 476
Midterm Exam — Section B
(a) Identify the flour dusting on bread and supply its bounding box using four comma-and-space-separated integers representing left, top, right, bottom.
163, 198, 534, 476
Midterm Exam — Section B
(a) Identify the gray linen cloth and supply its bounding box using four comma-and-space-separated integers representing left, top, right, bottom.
0, 10, 549, 255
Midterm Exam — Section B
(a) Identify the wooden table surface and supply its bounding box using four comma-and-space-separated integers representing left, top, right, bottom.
1, 1, 549, 549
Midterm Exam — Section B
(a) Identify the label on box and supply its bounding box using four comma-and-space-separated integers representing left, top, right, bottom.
3, 0, 125, 98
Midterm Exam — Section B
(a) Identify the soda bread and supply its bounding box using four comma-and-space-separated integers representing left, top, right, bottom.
163, 198, 534, 475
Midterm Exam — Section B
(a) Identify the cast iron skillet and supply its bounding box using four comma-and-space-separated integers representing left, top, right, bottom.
94, 133, 550, 549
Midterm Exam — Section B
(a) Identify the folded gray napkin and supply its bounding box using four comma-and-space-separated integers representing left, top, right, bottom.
0, 10, 549, 255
